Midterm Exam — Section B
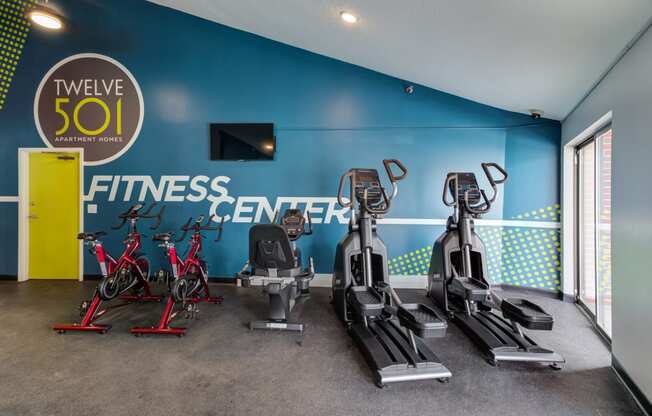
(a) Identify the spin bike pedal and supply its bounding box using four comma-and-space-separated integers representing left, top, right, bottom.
184, 303, 200, 319
79, 300, 90, 317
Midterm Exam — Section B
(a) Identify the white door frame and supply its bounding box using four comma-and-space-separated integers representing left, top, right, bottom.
18, 148, 85, 282
561, 111, 611, 298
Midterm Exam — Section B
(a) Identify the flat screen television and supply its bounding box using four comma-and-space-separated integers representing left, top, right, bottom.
210, 123, 275, 161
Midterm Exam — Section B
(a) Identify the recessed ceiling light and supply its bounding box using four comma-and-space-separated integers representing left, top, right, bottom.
340, 11, 358, 24
27, 4, 64, 30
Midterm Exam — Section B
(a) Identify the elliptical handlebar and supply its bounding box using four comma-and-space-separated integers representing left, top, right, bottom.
303, 212, 313, 236
442, 174, 458, 207
383, 159, 408, 202
110, 203, 165, 230
383, 158, 408, 181
464, 188, 491, 215
441, 162, 508, 215
361, 186, 392, 215
337, 170, 355, 209
481, 162, 508, 204
336, 159, 408, 217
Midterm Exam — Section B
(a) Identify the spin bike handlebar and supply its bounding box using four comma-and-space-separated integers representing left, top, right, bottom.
77, 231, 107, 242
110, 203, 165, 230
175, 215, 224, 242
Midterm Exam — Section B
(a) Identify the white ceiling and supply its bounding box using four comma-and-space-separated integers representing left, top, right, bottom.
148, 0, 652, 120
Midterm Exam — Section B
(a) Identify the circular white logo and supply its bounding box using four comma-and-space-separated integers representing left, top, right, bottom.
34, 53, 144, 165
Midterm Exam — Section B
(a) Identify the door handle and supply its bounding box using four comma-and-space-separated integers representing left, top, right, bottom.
28, 214, 38, 219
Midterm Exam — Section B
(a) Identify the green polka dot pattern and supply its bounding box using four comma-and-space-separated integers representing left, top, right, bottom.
388, 245, 433, 276
0, 0, 33, 110
388, 204, 562, 291
513, 204, 561, 222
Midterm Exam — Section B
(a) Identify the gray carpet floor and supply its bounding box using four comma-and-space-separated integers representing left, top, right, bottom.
0, 281, 643, 416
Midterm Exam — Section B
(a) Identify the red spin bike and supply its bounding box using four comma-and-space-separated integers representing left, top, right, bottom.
53, 203, 165, 334
130, 214, 224, 336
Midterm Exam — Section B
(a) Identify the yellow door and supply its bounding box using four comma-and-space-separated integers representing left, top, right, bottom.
28, 152, 80, 279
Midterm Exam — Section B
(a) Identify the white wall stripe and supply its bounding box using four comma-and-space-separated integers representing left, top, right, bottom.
475, 219, 560, 229
0, 198, 561, 230
377, 217, 560, 229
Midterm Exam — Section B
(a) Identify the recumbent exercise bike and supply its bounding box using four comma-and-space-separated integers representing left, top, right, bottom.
237, 208, 315, 332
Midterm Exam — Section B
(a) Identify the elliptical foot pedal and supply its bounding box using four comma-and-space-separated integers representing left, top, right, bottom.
348, 286, 384, 316
397, 303, 447, 338
449, 277, 490, 301
501, 298, 553, 330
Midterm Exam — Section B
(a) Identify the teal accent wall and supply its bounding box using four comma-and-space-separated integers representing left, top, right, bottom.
0, 0, 561, 290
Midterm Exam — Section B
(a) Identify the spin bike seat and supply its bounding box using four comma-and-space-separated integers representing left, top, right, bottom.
77, 231, 107, 241
501, 298, 553, 331
152, 233, 173, 242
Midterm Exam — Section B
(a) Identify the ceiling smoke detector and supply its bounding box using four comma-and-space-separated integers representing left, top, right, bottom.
529, 109, 544, 119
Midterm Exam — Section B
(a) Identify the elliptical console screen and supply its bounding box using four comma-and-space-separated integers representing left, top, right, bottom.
352, 169, 383, 205
451, 172, 481, 204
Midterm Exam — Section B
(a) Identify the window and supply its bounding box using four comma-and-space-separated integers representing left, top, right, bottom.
576, 127, 612, 338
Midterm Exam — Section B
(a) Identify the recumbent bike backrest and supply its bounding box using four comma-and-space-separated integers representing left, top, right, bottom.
248, 224, 297, 273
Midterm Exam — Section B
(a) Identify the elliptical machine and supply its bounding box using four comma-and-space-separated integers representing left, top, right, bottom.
237, 208, 315, 332
428, 163, 565, 368
332, 160, 451, 387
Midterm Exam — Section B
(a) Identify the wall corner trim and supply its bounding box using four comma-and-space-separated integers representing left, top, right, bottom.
612, 356, 652, 416
563, 16, 652, 123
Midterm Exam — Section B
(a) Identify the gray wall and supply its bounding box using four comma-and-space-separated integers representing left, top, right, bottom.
562, 24, 652, 403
